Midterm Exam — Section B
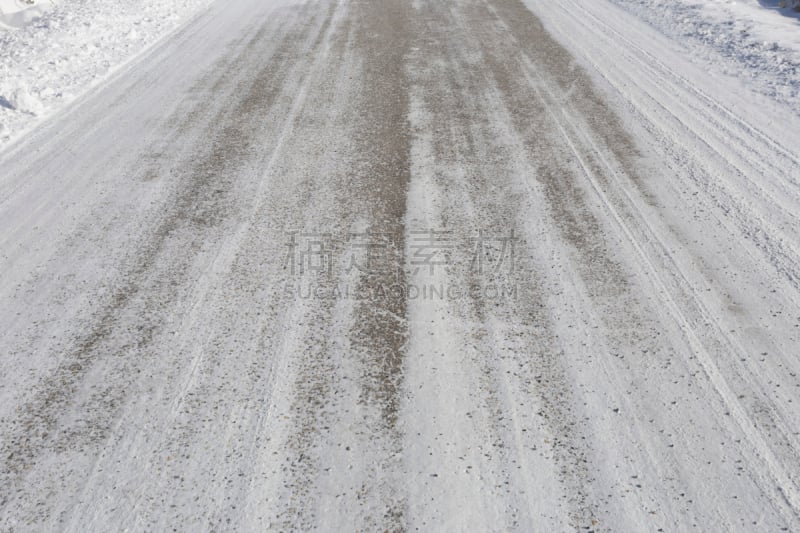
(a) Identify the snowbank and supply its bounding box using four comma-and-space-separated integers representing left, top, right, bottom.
0, 0, 211, 147
609, 0, 800, 109
0, 0, 56, 29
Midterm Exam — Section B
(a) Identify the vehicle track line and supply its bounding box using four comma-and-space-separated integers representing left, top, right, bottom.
490, 2, 800, 518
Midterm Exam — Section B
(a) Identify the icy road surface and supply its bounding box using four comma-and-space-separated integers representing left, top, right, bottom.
2, 0, 800, 530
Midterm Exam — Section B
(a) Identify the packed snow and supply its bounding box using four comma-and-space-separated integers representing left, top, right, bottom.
2, 0, 798, 147
0, 0, 210, 145
2, 0, 800, 529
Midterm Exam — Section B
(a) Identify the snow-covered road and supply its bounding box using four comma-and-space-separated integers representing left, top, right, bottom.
2, 0, 800, 530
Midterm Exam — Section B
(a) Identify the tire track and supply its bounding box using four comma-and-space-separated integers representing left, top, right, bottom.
403, 0, 602, 527
0, 3, 336, 526
491, 0, 800, 526
250, 0, 412, 528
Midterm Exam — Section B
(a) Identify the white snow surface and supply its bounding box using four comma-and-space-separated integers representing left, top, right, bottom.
608, 0, 800, 109
2, 0, 800, 529
1, 0, 798, 147
0, 0, 56, 30
0, 0, 211, 145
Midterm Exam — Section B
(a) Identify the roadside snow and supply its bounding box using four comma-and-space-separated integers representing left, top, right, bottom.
609, 0, 800, 109
0, 0, 57, 29
0, 0, 210, 146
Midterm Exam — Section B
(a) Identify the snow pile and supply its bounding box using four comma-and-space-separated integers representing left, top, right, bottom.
609, 0, 800, 109
0, 0, 210, 146
0, 0, 57, 29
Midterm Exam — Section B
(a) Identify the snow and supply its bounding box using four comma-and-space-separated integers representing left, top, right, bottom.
608, 0, 800, 109
2, 0, 800, 528
0, 0, 56, 30
524, 0, 800, 523
0, 0, 211, 146
2, 0, 798, 149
